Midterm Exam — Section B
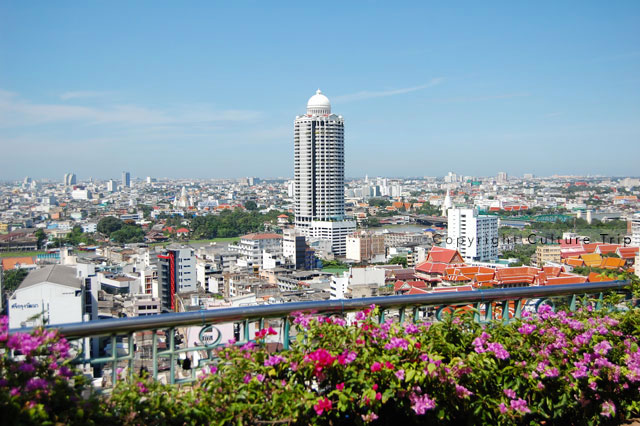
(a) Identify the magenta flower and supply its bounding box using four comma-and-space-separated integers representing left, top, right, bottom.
264, 354, 285, 367
601, 400, 616, 417
594, 340, 612, 355
256, 373, 265, 383
404, 323, 419, 334
384, 337, 409, 351
314, 397, 332, 415
337, 350, 357, 365
503, 388, 516, 399
510, 398, 531, 414
136, 381, 148, 393
370, 362, 382, 372
395, 369, 405, 380
455, 384, 473, 398
409, 392, 436, 415
498, 403, 508, 414
336, 382, 345, 391
518, 323, 537, 335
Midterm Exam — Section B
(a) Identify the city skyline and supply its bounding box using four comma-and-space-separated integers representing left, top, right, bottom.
1, 2, 639, 179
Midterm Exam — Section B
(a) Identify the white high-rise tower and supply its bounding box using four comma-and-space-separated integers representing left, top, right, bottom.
294, 89, 355, 256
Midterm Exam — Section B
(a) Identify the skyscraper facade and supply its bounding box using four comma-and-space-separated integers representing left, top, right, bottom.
122, 171, 131, 188
294, 90, 355, 256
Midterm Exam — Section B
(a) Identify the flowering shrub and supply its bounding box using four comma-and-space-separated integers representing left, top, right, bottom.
3, 299, 640, 425
0, 316, 104, 425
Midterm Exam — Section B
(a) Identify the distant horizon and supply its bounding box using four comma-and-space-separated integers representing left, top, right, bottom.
1, 2, 639, 178
4, 173, 640, 183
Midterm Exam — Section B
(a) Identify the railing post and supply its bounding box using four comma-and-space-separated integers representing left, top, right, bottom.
243, 319, 250, 343
169, 327, 176, 385
152, 330, 158, 380
128, 333, 134, 380
282, 317, 290, 350
514, 299, 523, 320
569, 294, 577, 312
412, 307, 419, 323
110, 335, 117, 387
399, 307, 405, 323
501, 301, 510, 324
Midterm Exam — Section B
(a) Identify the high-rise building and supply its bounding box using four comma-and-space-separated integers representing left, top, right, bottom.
107, 179, 117, 192
122, 171, 131, 188
446, 208, 498, 262
63, 173, 77, 186
497, 172, 508, 183
157, 247, 196, 312
293, 89, 355, 256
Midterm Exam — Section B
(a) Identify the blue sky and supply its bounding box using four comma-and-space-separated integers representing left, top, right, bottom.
1, 1, 639, 180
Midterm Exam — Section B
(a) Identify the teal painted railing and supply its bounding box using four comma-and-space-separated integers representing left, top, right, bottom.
8, 280, 632, 387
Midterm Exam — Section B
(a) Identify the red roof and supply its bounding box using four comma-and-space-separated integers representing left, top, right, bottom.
424, 247, 464, 264
240, 233, 282, 240
544, 276, 588, 286
432, 285, 474, 292
416, 262, 448, 275
617, 247, 639, 259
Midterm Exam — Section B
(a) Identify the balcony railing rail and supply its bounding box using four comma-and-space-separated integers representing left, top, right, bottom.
7, 280, 633, 387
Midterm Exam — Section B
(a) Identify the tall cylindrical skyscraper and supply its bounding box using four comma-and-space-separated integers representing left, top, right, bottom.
294, 89, 355, 256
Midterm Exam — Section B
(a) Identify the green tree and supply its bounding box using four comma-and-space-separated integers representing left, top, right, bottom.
388, 256, 408, 267
244, 200, 258, 211
34, 229, 47, 249
97, 216, 123, 236
2, 268, 29, 294
111, 225, 145, 244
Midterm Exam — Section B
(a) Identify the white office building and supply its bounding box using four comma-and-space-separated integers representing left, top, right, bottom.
446, 208, 498, 262
293, 89, 355, 256
631, 213, 640, 248
229, 233, 283, 268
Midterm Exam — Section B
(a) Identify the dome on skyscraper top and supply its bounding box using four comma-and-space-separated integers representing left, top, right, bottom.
306, 89, 331, 114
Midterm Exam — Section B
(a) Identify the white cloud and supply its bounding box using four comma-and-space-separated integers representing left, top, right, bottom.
0, 89, 262, 128
333, 78, 445, 102
59, 90, 111, 100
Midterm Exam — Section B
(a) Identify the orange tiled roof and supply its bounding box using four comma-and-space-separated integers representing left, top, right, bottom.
564, 257, 584, 267
1, 256, 35, 270
599, 257, 626, 270
587, 272, 608, 282
580, 253, 603, 267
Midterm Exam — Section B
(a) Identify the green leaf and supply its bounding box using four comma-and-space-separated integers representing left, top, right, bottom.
405, 369, 416, 382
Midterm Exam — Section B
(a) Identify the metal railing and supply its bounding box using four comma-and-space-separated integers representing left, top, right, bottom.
8, 280, 633, 387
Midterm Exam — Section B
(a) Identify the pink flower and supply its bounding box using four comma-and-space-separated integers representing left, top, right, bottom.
498, 403, 508, 414
264, 354, 285, 367
510, 398, 531, 414
136, 381, 148, 393
314, 397, 332, 415
601, 400, 616, 418
395, 369, 405, 381
375, 392, 382, 401
518, 323, 537, 335
336, 382, 345, 391
409, 392, 436, 415
255, 327, 277, 340
370, 362, 382, 372
256, 374, 265, 383
337, 350, 357, 365
503, 388, 516, 399
455, 384, 473, 398
243, 374, 251, 384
